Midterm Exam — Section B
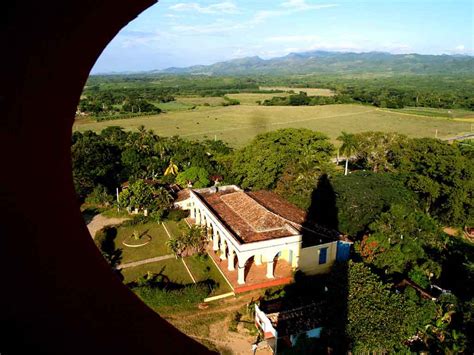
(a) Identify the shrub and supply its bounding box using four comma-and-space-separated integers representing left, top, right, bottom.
150, 209, 165, 223
121, 215, 149, 226
85, 184, 113, 207
132, 282, 210, 312
228, 311, 241, 332
166, 209, 188, 221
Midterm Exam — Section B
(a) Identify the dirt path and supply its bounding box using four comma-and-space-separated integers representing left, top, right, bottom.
165, 290, 266, 353
191, 319, 257, 355
87, 214, 128, 239
171, 290, 263, 321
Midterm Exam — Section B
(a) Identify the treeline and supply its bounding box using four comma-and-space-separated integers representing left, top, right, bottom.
78, 87, 173, 117
340, 85, 474, 109
262, 91, 352, 106
85, 74, 262, 94
85, 73, 474, 110
262, 86, 473, 109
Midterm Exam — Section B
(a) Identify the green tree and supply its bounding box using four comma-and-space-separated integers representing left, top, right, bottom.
232, 128, 334, 190
85, 184, 113, 207
166, 225, 207, 258
152, 187, 173, 210
71, 131, 121, 198
118, 180, 155, 211
311, 172, 415, 236
353, 131, 406, 172
337, 131, 358, 175
275, 161, 335, 210
360, 205, 447, 279
390, 138, 474, 226
176, 167, 210, 188
345, 261, 419, 352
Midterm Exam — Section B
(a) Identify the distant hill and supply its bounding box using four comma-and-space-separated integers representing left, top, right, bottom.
150, 51, 473, 76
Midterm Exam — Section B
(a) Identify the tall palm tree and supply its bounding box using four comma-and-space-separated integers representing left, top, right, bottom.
153, 139, 170, 160
337, 131, 358, 176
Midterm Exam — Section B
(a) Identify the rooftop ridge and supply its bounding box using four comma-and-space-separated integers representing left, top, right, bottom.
220, 192, 297, 234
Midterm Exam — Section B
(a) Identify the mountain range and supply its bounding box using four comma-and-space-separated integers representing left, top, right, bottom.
149, 50, 473, 76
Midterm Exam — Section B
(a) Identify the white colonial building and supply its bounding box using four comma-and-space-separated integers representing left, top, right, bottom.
175, 185, 350, 291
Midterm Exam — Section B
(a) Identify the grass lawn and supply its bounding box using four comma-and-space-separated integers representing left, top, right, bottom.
115, 222, 171, 264
185, 255, 233, 296
164, 220, 189, 238
162, 221, 232, 295
121, 258, 193, 284
73, 103, 471, 148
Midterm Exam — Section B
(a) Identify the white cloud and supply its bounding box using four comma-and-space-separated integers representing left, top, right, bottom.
266, 35, 322, 42
169, 2, 239, 14
172, 20, 246, 35
250, 1, 338, 24
164, 14, 183, 19
281, 0, 339, 11
454, 44, 465, 51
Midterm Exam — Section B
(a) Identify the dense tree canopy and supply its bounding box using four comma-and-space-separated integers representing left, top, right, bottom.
176, 167, 210, 188
360, 205, 447, 281
345, 261, 431, 352
390, 138, 474, 226
71, 131, 121, 197
303, 172, 415, 236
232, 128, 334, 190
72, 127, 230, 201
352, 131, 407, 172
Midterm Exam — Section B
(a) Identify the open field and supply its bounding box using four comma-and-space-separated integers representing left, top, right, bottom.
74, 104, 472, 148
383, 107, 474, 121
260, 86, 334, 96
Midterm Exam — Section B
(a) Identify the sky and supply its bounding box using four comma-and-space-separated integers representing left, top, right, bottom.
91, 0, 473, 73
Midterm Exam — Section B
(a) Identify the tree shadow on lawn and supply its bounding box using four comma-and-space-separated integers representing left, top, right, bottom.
81, 207, 101, 225
95, 226, 123, 269
125, 264, 217, 293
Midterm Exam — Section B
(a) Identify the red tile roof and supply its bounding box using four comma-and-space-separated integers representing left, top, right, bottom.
175, 189, 190, 203
195, 190, 300, 244
248, 191, 307, 225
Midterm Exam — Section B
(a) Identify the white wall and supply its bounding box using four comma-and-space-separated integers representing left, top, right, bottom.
298, 241, 337, 275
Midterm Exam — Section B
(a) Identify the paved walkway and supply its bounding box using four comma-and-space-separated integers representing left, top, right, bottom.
87, 214, 128, 239
117, 254, 175, 270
